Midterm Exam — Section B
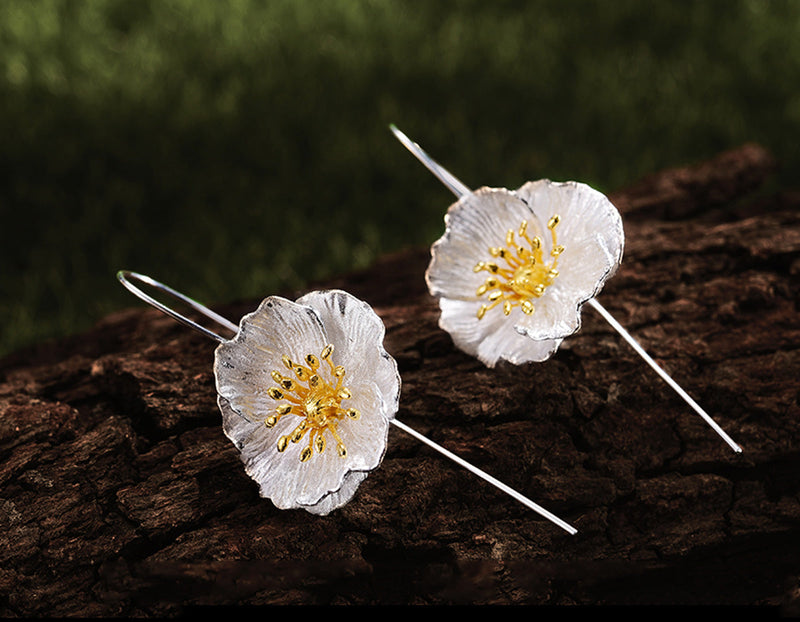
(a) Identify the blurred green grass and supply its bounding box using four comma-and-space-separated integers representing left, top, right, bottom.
1, 0, 799, 356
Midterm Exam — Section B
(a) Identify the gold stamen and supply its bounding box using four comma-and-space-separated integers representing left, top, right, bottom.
474, 215, 564, 320
290, 422, 306, 443
266, 346, 360, 462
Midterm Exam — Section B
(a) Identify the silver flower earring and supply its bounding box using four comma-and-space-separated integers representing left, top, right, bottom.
390, 125, 742, 454
117, 271, 577, 533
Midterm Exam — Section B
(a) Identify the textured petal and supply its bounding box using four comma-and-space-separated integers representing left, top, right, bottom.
219, 396, 370, 513
511, 280, 586, 342
218, 382, 388, 511
300, 470, 370, 516
436, 298, 497, 360
214, 296, 328, 424
439, 298, 560, 367
510, 180, 624, 341
296, 289, 401, 421
515, 180, 624, 304
426, 187, 543, 301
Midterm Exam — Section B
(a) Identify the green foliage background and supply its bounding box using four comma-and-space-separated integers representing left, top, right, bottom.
1, 0, 799, 356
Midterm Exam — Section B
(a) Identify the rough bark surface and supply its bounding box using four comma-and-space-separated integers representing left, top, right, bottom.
2, 143, 799, 614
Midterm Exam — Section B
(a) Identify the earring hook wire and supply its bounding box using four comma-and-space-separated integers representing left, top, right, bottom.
118, 270, 238, 342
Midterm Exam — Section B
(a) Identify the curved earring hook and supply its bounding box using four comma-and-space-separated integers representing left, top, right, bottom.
117, 270, 238, 343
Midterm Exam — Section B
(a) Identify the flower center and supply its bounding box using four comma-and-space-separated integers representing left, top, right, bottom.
264, 343, 360, 462
474, 215, 564, 319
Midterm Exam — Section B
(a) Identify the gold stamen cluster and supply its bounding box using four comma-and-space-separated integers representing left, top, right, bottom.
474, 215, 564, 319
265, 343, 360, 462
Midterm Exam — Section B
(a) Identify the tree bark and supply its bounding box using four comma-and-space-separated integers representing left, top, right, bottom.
2, 143, 798, 614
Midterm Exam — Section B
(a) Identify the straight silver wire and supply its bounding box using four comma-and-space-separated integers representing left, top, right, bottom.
392, 418, 578, 535
390, 124, 742, 453
118, 270, 578, 533
390, 124, 473, 198
587, 299, 742, 453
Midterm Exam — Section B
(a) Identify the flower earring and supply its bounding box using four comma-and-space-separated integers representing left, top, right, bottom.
117, 271, 578, 533
389, 125, 742, 454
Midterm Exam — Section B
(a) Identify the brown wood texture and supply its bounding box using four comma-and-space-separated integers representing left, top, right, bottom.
1, 143, 799, 614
